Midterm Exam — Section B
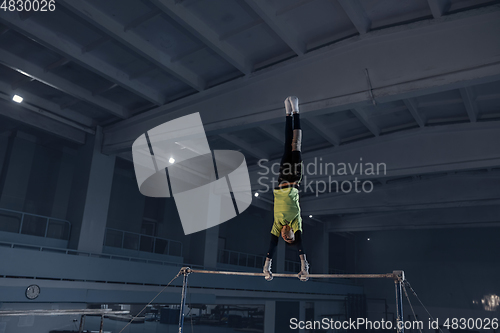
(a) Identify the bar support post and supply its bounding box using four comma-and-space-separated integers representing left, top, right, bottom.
178, 267, 191, 333
78, 314, 85, 333
393, 270, 405, 333
99, 314, 104, 333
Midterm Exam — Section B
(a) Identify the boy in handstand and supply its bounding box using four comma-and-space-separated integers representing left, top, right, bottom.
263, 96, 309, 282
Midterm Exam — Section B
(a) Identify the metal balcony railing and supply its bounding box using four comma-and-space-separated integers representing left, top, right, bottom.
0, 208, 71, 240
217, 249, 266, 269
103, 228, 183, 257
217, 249, 303, 273
284, 260, 301, 273
329, 268, 347, 274
0, 241, 200, 272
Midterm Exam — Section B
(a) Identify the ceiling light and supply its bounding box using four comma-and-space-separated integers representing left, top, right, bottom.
367, 238, 370, 241
309, 215, 313, 218
12, 95, 23, 103
254, 192, 259, 197
169, 157, 175, 164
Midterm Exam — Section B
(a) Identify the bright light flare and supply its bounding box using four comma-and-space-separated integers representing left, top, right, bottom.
13, 95, 23, 103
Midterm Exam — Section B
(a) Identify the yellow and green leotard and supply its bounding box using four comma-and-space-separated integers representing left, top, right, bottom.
271, 186, 302, 237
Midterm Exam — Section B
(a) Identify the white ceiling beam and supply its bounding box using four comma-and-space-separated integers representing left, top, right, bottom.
0, 80, 93, 127
242, 0, 306, 55
259, 124, 284, 145
351, 108, 380, 136
0, 12, 164, 105
427, 0, 451, 19
380, 122, 418, 134
335, 117, 361, 128
60, 99, 80, 110
57, 0, 204, 93
302, 172, 500, 215
174, 0, 201, 6
275, 0, 317, 16
0, 92, 94, 135
102, 5, 500, 154
403, 99, 425, 127
123, 9, 161, 32
0, 48, 127, 119
0, 24, 9, 35
477, 92, 500, 102
44, 57, 70, 72
81, 36, 111, 54
128, 65, 156, 80
337, 0, 371, 34
92, 83, 118, 97
11, 76, 35, 90
303, 118, 340, 146
248, 121, 500, 188
460, 87, 479, 122
0, 98, 87, 144
327, 205, 500, 232
170, 45, 206, 63
219, 19, 263, 41
148, 0, 251, 74
219, 133, 269, 160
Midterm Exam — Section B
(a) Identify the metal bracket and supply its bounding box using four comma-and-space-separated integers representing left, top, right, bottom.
393, 270, 405, 282
179, 267, 192, 276
393, 270, 405, 333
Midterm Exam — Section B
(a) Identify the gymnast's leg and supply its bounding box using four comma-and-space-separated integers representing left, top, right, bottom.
263, 97, 293, 281
287, 97, 309, 281
294, 230, 309, 281
291, 110, 302, 184
277, 105, 294, 185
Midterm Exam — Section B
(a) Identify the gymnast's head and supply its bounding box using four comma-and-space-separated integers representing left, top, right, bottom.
281, 225, 295, 243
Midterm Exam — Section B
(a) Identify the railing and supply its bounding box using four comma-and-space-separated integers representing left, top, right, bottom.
284, 260, 301, 273
0, 241, 200, 270
329, 268, 347, 274
217, 249, 266, 269
0, 240, 360, 294
103, 228, 183, 257
217, 250, 303, 273
329, 268, 359, 285
0, 208, 71, 240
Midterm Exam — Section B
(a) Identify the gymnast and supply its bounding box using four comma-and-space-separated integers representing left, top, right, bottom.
263, 96, 309, 282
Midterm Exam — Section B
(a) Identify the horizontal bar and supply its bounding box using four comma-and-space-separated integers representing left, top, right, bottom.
187, 268, 395, 279
0, 309, 129, 317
